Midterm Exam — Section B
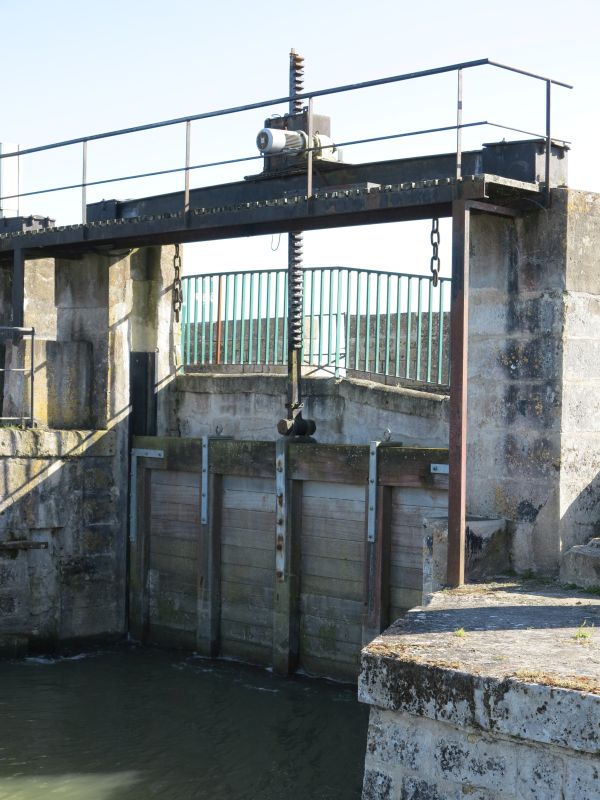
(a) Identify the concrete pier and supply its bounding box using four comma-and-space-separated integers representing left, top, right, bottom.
359, 581, 600, 799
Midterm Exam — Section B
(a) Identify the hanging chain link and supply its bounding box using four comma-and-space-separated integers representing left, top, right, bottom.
430, 217, 441, 287
172, 243, 182, 322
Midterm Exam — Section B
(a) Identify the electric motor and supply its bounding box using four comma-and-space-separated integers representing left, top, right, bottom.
256, 128, 305, 156
256, 128, 337, 161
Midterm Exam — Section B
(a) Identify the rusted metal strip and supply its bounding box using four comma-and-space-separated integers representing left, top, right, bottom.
447, 198, 470, 587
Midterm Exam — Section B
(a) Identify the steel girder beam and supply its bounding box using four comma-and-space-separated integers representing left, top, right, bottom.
0, 174, 537, 259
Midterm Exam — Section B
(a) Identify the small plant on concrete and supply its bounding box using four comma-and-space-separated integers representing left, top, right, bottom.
453, 627, 466, 638
573, 620, 594, 641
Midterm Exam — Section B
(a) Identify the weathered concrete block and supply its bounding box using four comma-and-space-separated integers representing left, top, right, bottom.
362, 767, 394, 800
359, 582, 600, 800
560, 538, 600, 589
563, 756, 600, 798
516, 747, 564, 800
175, 372, 449, 446
55, 255, 108, 309
426, 517, 509, 588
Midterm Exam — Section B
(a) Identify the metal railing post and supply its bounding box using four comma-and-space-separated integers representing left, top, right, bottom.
81, 140, 88, 224
29, 327, 35, 427
545, 79, 552, 206
184, 120, 191, 214
456, 68, 463, 183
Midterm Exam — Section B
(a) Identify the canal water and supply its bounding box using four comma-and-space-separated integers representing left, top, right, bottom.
0, 646, 369, 799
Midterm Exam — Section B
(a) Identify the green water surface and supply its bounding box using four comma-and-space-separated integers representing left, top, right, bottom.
0, 646, 369, 799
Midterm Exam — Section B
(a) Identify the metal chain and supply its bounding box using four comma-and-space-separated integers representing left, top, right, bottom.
430, 217, 440, 287
172, 243, 182, 322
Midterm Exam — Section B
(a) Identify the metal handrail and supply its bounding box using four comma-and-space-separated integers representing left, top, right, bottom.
0, 57, 572, 161
181, 268, 450, 387
0, 58, 572, 224
0, 326, 35, 427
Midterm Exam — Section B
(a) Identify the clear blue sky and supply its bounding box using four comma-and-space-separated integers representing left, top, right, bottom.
2, 0, 598, 275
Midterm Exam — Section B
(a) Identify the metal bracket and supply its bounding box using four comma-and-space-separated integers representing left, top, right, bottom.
201, 436, 209, 525
367, 441, 380, 543
200, 436, 232, 526
275, 438, 287, 581
430, 463, 449, 475
129, 447, 164, 543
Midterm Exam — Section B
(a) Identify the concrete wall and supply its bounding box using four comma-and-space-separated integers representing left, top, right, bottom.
174, 372, 449, 447
0, 245, 178, 652
467, 189, 600, 573
0, 429, 120, 647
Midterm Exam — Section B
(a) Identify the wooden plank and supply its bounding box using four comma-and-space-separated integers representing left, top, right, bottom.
390, 564, 423, 591
302, 554, 363, 582
221, 527, 274, 551
223, 492, 275, 514
391, 487, 448, 509
302, 496, 366, 522
390, 586, 425, 611
299, 632, 361, 661
149, 589, 198, 617
220, 639, 271, 667
223, 475, 275, 496
221, 543, 273, 570
302, 481, 365, 501
221, 562, 272, 587
150, 482, 199, 507
391, 547, 429, 569
221, 580, 273, 608
301, 534, 363, 561
299, 653, 359, 682
378, 446, 449, 487
128, 460, 152, 642
210, 440, 275, 478
146, 570, 196, 596
301, 573, 362, 602
221, 619, 272, 648
222, 508, 274, 532
363, 485, 392, 645
133, 436, 202, 473
149, 551, 197, 579
151, 505, 199, 527
146, 624, 197, 649
149, 516, 199, 537
288, 443, 369, 483
221, 602, 273, 628
300, 593, 364, 624
151, 535, 198, 560
302, 514, 365, 542
390, 508, 444, 527
390, 528, 430, 549
196, 473, 222, 657
300, 614, 363, 646
141, 467, 155, 642
148, 601, 196, 631
151, 470, 200, 489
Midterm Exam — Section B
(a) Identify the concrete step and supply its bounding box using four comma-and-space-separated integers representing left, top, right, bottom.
559, 538, 600, 589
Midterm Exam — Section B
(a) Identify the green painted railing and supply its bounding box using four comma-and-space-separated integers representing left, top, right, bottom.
181, 267, 450, 387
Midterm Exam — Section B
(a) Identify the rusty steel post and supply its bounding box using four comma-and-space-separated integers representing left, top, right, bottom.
447, 198, 470, 587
